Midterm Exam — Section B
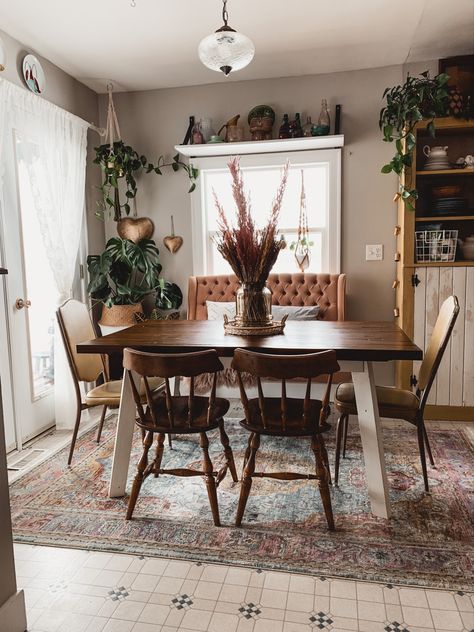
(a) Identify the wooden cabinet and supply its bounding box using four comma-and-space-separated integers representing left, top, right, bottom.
395, 117, 474, 421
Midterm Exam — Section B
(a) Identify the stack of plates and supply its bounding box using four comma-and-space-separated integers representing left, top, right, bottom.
433, 197, 467, 213
423, 159, 451, 170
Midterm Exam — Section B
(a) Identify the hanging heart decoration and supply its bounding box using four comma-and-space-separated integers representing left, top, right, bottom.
163, 215, 183, 254
117, 217, 155, 243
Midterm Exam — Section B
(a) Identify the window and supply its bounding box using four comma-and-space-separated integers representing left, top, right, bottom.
191, 149, 341, 275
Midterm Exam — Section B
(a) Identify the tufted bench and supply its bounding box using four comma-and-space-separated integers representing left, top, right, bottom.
185, 273, 348, 398
188, 273, 346, 321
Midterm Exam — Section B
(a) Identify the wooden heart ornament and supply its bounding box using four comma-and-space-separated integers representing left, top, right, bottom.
163, 215, 183, 254
117, 217, 154, 243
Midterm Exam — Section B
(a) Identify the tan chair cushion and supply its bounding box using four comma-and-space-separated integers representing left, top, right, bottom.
85, 377, 164, 407
334, 383, 420, 422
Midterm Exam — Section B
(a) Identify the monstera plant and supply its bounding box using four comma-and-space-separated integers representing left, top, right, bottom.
379, 71, 449, 209
87, 237, 183, 325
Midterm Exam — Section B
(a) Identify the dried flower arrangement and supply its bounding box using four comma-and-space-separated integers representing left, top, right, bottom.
213, 157, 289, 286
213, 157, 289, 335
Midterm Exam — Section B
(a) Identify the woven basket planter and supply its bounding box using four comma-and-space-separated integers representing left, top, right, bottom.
99, 303, 142, 327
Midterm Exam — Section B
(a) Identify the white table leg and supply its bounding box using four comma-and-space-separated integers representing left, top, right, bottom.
108, 368, 139, 498
352, 362, 391, 519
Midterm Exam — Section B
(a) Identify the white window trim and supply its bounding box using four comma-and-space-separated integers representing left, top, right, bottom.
191, 148, 341, 276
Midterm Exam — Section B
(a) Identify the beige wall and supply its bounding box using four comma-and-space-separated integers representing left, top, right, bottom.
101, 63, 428, 382
0, 29, 104, 254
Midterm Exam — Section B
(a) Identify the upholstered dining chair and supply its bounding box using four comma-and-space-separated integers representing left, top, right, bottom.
122, 348, 238, 526
57, 299, 162, 466
231, 348, 341, 531
333, 295, 460, 491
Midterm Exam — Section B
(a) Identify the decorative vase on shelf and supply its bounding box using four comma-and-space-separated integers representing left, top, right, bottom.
302, 116, 313, 137
192, 121, 204, 144
279, 114, 290, 139
312, 99, 330, 136
200, 118, 215, 143
235, 282, 272, 326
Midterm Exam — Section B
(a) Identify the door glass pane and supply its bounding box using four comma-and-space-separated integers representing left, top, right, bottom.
16, 140, 58, 399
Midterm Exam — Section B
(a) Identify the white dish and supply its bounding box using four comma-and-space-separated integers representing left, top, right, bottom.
22, 54, 45, 94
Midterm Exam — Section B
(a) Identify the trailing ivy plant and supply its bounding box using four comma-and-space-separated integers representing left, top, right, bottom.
94, 141, 198, 221
379, 71, 449, 210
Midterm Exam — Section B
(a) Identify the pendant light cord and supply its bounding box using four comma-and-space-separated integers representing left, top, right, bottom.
222, 0, 229, 26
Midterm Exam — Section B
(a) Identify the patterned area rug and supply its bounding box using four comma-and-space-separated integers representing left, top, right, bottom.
10, 416, 474, 589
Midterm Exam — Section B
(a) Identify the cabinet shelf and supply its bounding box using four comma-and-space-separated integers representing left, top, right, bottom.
408, 261, 474, 267
416, 215, 474, 221
416, 169, 474, 176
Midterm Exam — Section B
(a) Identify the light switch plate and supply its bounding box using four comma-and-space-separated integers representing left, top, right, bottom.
366, 244, 383, 261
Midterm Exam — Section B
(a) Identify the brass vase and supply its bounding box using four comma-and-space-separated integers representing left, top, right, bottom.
235, 282, 272, 326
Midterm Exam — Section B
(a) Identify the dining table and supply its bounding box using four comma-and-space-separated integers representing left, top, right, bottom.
77, 319, 422, 519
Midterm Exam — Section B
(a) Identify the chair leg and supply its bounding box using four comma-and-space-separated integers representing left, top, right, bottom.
218, 420, 238, 482
200, 432, 220, 527
168, 434, 173, 449
242, 433, 254, 474
96, 406, 108, 444
311, 434, 335, 531
342, 414, 349, 458
417, 422, 430, 493
154, 433, 166, 478
126, 430, 154, 520
422, 422, 435, 467
67, 402, 83, 466
334, 414, 344, 486
236, 433, 260, 527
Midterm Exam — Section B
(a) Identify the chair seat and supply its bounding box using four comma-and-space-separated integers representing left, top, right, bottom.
334, 383, 420, 422
137, 394, 230, 433
239, 398, 329, 436
85, 377, 164, 407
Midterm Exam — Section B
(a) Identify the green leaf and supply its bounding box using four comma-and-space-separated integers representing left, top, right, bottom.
381, 164, 393, 174
188, 182, 196, 193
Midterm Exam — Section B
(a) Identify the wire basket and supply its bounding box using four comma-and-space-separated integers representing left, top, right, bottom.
415, 230, 458, 263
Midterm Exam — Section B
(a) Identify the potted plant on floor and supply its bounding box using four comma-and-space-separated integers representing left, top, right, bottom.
87, 236, 163, 328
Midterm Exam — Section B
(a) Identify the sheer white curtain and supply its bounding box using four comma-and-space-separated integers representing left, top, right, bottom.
0, 78, 89, 428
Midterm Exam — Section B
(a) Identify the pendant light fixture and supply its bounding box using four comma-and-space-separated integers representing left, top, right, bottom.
198, 0, 255, 76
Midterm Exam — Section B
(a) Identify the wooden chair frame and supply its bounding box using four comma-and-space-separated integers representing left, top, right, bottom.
231, 348, 341, 530
334, 296, 460, 491
123, 348, 238, 527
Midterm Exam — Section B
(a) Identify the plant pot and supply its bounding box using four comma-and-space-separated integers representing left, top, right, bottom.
99, 303, 142, 327
117, 217, 155, 243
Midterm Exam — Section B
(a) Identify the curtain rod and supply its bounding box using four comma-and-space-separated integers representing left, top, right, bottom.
89, 122, 107, 137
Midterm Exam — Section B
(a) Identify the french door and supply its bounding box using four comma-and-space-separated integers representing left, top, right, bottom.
0, 129, 85, 450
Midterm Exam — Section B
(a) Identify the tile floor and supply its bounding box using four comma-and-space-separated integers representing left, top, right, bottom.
15, 543, 473, 632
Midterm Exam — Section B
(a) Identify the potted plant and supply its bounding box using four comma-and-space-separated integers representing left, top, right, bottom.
87, 237, 163, 327
379, 71, 450, 209
94, 142, 198, 222
155, 279, 183, 313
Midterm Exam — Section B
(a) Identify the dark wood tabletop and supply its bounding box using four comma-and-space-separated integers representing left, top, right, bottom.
77, 320, 422, 362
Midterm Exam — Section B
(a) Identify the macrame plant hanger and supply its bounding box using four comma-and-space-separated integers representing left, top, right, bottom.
105, 84, 125, 221
294, 170, 311, 272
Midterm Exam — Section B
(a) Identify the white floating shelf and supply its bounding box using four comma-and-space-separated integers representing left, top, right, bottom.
175, 135, 344, 158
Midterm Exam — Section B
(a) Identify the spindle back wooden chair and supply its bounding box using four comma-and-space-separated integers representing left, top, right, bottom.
123, 348, 238, 526
231, 348, 341, 530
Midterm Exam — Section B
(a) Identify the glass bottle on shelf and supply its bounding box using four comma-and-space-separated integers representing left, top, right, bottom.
302, 116, 313, 137
192, 120, 204, 144
294, 112, 303, 137
279, 114, 290, 139
317, 99, 330, 134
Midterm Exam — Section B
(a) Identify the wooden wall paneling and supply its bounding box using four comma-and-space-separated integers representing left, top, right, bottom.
450, 267, 467, 406
436, 267, 454, 405
413, 267, 426, 384
425, 267, 440, 404
463, 267, 474, 406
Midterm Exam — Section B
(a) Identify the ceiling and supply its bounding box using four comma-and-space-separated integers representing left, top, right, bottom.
1, 0, 473, 93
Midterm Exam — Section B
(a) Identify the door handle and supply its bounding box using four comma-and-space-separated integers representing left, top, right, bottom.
15, 298, 31, 310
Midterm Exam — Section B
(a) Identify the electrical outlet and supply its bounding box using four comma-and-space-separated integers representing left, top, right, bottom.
366, 244, 383, 261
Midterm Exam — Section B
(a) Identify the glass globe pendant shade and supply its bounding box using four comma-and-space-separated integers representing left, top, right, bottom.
198, 27, 255, 76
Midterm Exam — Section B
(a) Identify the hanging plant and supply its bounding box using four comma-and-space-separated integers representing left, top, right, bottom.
289, 171, 313, 271
379, 71, 449, 210
94, 144, 198, 221
94, 88, 198, 222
